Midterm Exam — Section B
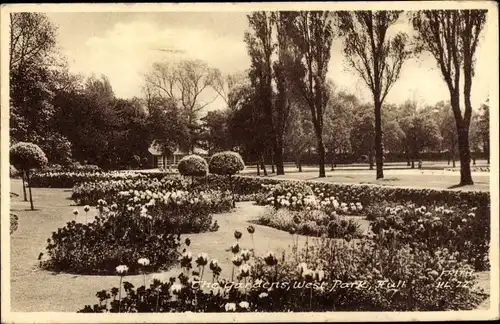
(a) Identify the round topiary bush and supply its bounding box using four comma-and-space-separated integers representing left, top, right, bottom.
208, 151, 245, 176
209, 151, 245, 207
178, 154, 209, 177
10, 142, 48, 171
10, 142, 48, 210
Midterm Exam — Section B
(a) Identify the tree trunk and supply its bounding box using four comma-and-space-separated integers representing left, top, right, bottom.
229, 175, 235, 208
271, 154, 275, 174
330, 150, 335, 171
256, 161, 260, 176
374, 100, 384, 179
274, 137, 285, 176
369, 151, 374, 170
26, 170, 34, 210
406, 149, 411, 166
456, 123, 474, 185
317, 135, 326, 178
411, 160, 415, 169
21, 171, 27, 201
296, 155, 303, 172
260, 154, 267, 176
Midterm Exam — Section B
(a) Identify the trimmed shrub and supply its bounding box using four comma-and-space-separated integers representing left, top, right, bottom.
208, 151, 245, 207
178, 155, 208, 177
208, 151, 245, 175
10, 142, 48, 171
10, 142, 48, 210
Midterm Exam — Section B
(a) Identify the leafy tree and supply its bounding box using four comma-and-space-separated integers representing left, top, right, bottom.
227, 81, 271, 175
285, 101, 315, 172
145, 59, 220, 152
145, 96, 190, 161
400, 110, 442, 168
289, 11, 334, 178
200, 110, 233, 155
52, 76, 118, 168
245, 12, 286, 175
39, 133, 73, 166
10, 142, 48, 210
9, 12, 71, 165
324, 90, 357, 170
412, 10, 487, 185
477, 102, 490, 164
335, 10, 411, 179
350, 105, 376, 168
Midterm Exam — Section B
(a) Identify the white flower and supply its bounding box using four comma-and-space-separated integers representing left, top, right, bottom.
225, 302, 236, 312
259, 292, 268, 298
297, 262, 308, 275
195, 253, 209, 266
138, 258, 150, 266
239, 301, 250, 309
116, 265, 129, 274
170, 283, 183, 294
239, 264, 252, 277
315, 269, 325, 281
302, 269, 315, 281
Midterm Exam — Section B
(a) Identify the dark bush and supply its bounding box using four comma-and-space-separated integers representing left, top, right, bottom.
178, 155, 208, 177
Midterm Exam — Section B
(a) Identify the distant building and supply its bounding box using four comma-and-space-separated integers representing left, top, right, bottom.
148, 141, 208, 169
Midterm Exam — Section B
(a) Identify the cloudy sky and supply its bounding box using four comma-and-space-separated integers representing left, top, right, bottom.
46, 10, 494, 111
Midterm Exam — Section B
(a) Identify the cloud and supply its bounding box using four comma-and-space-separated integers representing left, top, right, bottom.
67, 20, 249, 99
64, 15, 492, 110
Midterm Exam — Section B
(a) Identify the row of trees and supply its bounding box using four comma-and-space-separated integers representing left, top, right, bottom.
224, 10, 488, 185
199, 89, 490, 170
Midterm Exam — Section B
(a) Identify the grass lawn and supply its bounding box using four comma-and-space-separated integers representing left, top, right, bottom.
8, 179, 491, 312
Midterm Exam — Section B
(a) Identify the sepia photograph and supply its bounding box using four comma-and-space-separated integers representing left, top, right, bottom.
1, 1, 498, 323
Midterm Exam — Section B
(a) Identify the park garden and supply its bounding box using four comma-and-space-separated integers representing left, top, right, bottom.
7, 8, 493, 314
9, 146, 491, 312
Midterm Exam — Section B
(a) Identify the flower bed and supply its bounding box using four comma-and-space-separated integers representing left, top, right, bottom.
370, 203, 490, 271
41, 189, 224, 275
27, 172, 490, 211
79, 228, 487, 312
71, 177, 185, 205
29, 171, 146, 188
254, 180, 490, 272
217, 175, 490, 210
257, 207, 363, 239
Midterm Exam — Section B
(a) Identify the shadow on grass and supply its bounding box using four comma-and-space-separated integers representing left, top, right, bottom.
448, 183, 466, 189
